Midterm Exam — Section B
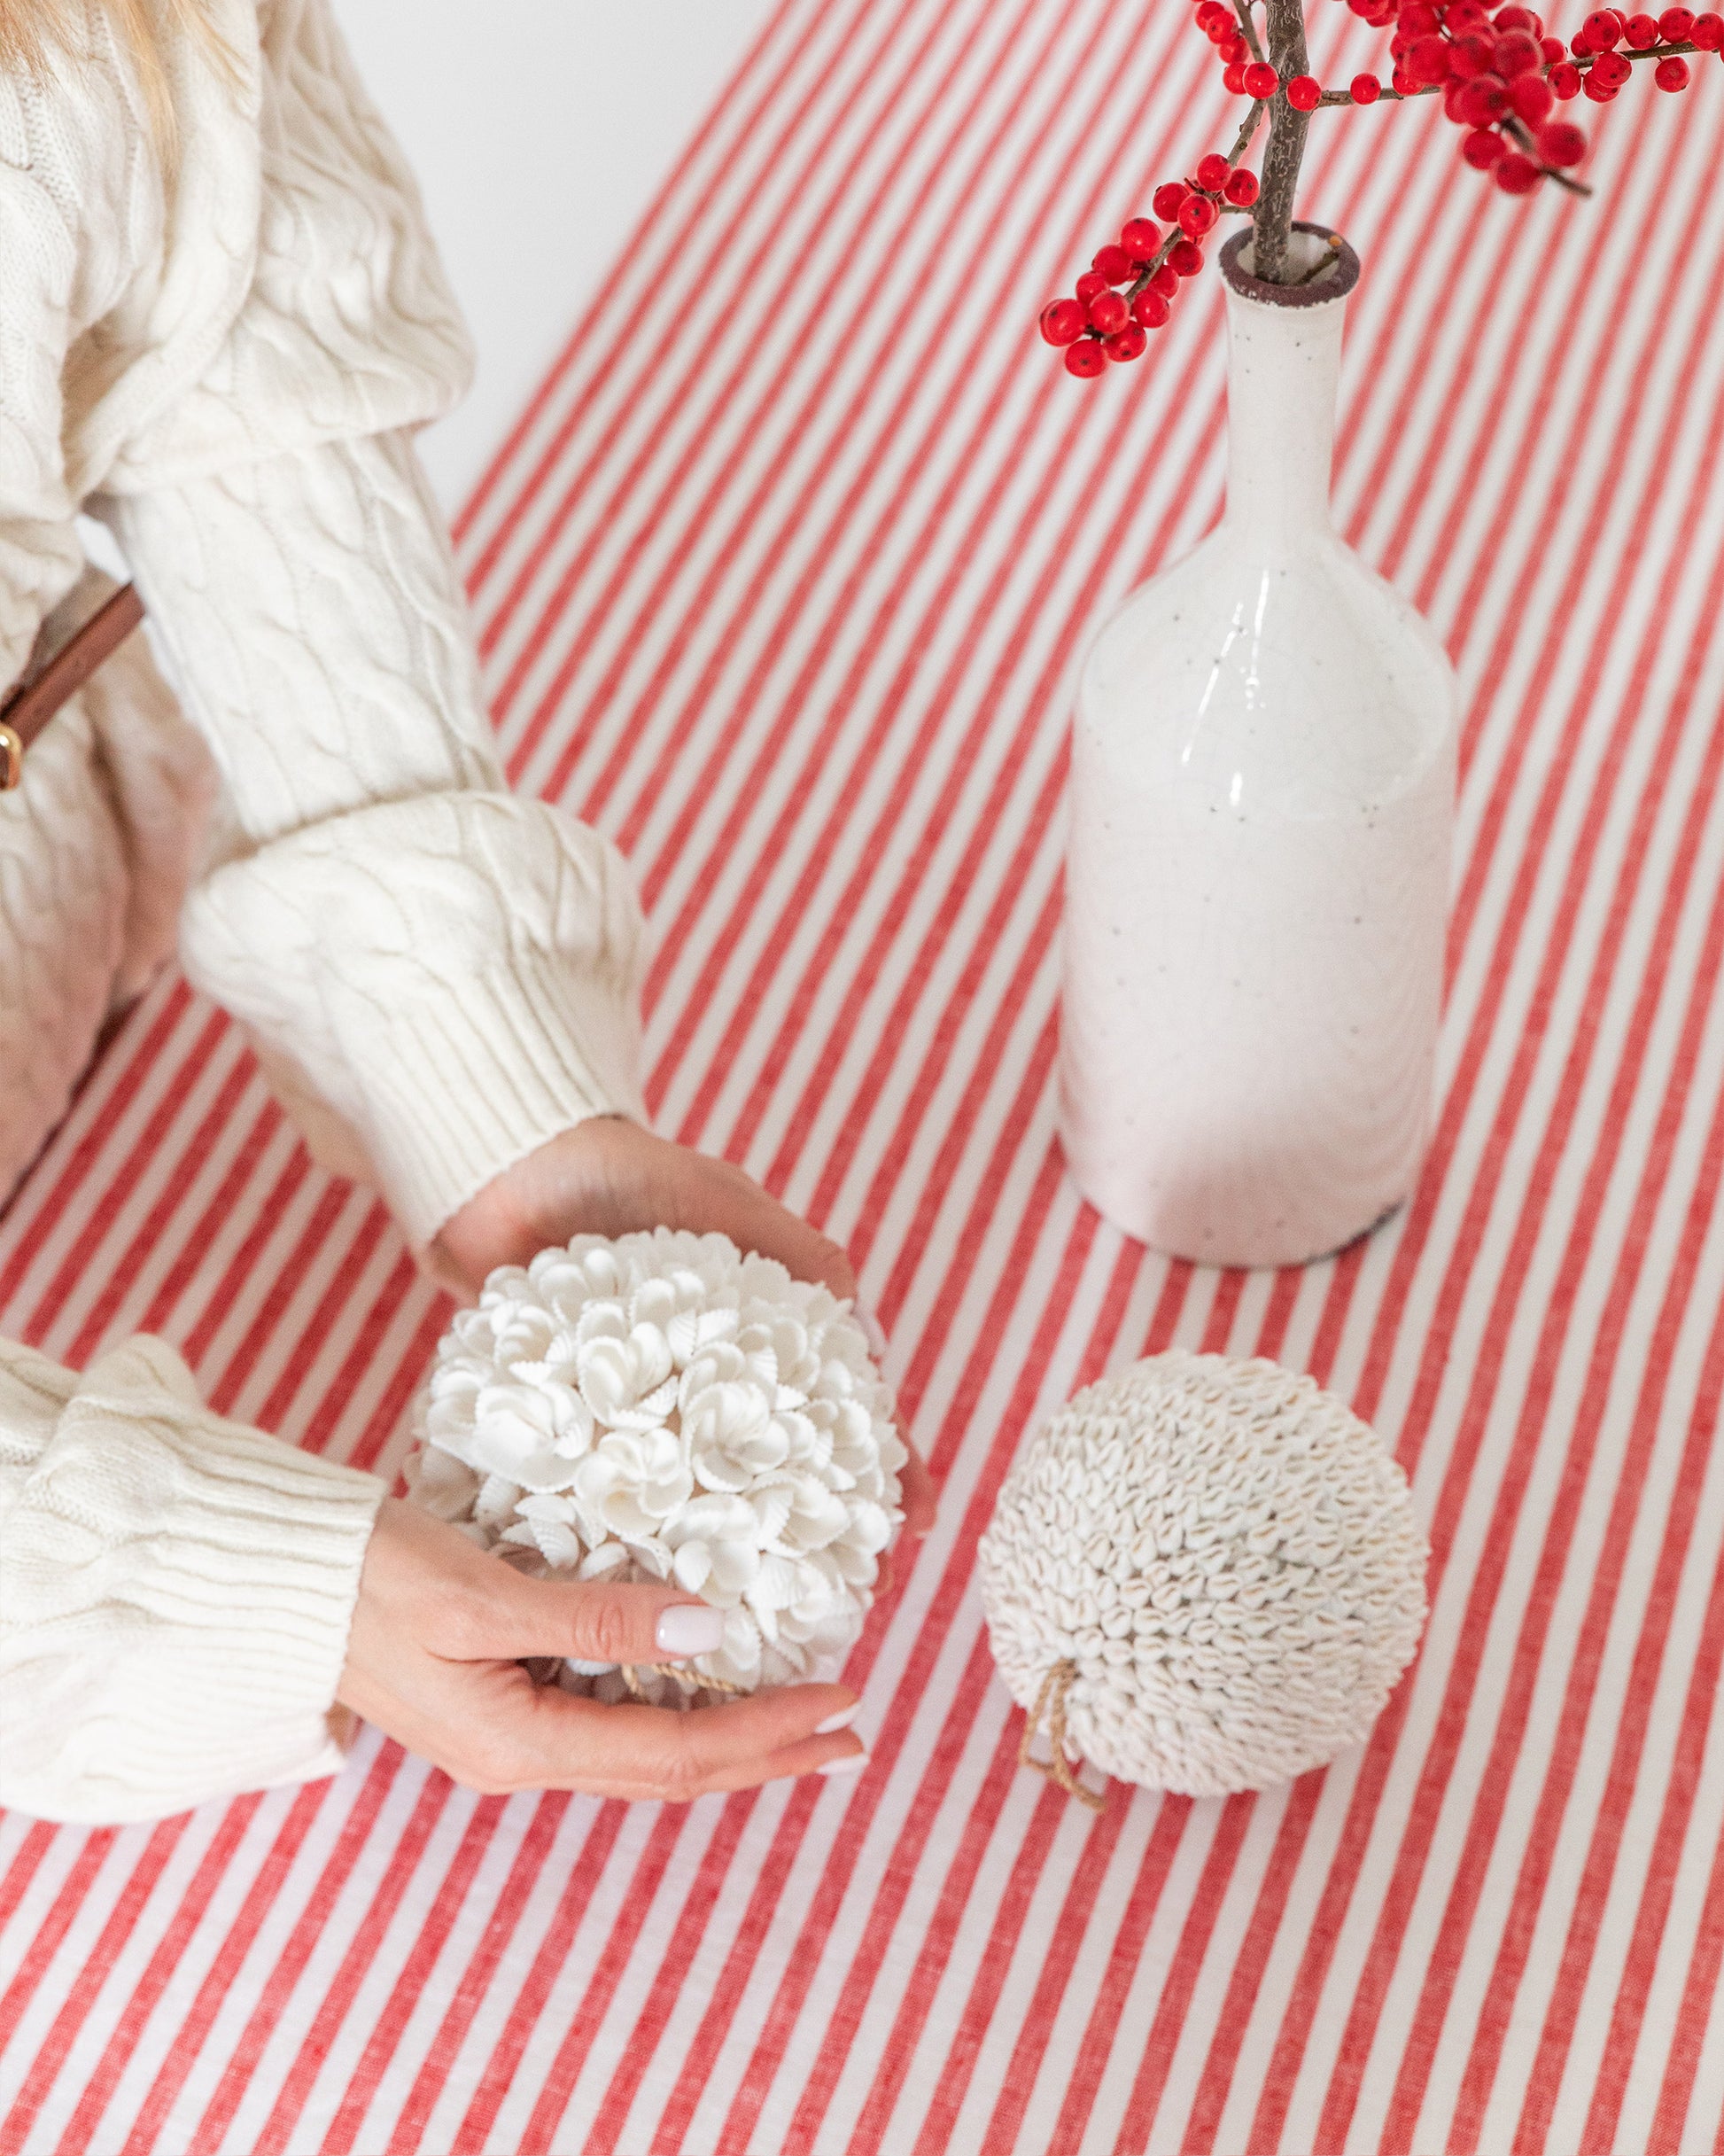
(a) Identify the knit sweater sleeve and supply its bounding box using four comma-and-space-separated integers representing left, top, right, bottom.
77, 0, 650, 1250
0, 1334, 384, 1824
101, 431, 650, 1250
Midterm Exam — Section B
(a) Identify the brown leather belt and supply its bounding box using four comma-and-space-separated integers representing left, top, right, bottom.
0, 583, 146, 790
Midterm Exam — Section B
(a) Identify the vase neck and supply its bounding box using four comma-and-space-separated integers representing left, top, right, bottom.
1221, 271, 1348, 543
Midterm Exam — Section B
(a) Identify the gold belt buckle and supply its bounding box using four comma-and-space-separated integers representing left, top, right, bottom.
0, 721, 22, 792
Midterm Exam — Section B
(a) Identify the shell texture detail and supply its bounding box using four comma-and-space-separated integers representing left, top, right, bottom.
977, 1351, 1428, 1798
407, 1230, 906, 1704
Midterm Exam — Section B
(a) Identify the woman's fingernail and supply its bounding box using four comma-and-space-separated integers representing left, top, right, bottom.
855, 1304, 890, 1363
818, 1750, 868, 1776
814, 1702, 859, 1735
656, 1605, 726, 1656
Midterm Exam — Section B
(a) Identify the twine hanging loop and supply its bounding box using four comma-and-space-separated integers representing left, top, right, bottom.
1020, 1660, 1108, 1812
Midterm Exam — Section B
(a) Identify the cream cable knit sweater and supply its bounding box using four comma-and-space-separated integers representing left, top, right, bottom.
0, 0, 648, 1823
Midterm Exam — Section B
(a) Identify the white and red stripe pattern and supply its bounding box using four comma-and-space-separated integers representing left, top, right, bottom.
4, 0, 1724, 2144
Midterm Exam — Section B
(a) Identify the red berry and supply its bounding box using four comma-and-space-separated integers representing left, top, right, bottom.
1444, 81, 1472, 120
1168, 237, 1206, 276
1581, 9, 1621, 43
1065, 339, 1106, 379
1039, 297, 1085, 345
1511, 72, 1554, 119
1179, 194, 1220, 234
1494, 28, 1542, 72
1570, 30, 1591, 50
1223, 167, 1260, 203
1076, 269, 1107, 306
1494, 4, 1538, 25
1694, 10, 1724, 43
1459, 72, 1511, 121
1131, 286, 1172, 328
1405, 34, 1450, 80
1092, 243, 1135, 284
1541, 34, 1567, 59
1581, 67, 1619, 92
1538, 117, 1588, 160
1592, 45, 1633, 79
1402, 0, 1441, 29
1104, 323, 1148, 362
1549, 58, 1582, 92
1152, 182, 1189, 219
1122, 216, 1161, 260
1658, 4, 1694, 33
1286, 71, 1323, 105
1462, 125, 1505, 166
1151, 262, 1181, 297
1218, 35, 1249, 62
1087, 290, 1129, 335
1195, 152, 1232, 191
1624, 11, 1660, 40
1242, 60, 1280, 95
1350, 70, 1382, 99
1494, 150, 1543, 191
1223, 60, 1249, 90
1655, 50, 1691, 78
1450, 30, 1497, 73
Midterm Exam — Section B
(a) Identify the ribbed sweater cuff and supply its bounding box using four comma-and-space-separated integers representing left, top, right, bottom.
0, 1338, 386, 1825
354, 945, 647, 1249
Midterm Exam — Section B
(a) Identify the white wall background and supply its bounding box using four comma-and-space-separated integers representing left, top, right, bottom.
331, 0, 771, 511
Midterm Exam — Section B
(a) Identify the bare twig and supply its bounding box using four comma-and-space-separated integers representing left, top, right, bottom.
1231, 0, 1267, 68
1293, 237, 1343, 283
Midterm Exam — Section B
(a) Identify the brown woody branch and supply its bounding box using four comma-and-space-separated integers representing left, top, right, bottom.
1252, 0, 1312, 281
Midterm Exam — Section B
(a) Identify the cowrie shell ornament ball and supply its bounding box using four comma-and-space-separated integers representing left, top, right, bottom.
978, 1352, 1429, 1799
406, 1230, 907, 1703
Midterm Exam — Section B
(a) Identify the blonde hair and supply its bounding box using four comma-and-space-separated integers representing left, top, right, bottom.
0, 0, 231, 148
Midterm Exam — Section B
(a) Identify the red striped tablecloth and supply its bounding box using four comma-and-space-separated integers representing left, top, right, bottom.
4, 1, 1724, 2147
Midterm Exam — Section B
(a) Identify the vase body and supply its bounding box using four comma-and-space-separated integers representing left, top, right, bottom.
1059, 227, 1457, 1268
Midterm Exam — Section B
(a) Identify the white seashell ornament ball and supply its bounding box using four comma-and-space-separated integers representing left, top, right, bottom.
978, 1351, 1428, 1804
406, 1229, 906, 1704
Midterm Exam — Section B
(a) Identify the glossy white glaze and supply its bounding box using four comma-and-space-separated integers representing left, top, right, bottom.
1060, 229, 1458, 1267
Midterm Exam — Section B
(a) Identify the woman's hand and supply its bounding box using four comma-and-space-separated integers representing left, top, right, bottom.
338, 1498, 869, 1799
427, 1116, 937, 1535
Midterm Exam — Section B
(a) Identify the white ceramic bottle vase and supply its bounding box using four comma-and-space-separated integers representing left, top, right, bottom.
1060, 223, 1458, 1268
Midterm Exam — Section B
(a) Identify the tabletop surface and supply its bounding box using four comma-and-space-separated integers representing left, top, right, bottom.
4, 1, 1724, 2149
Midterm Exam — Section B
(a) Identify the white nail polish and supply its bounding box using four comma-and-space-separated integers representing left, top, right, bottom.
813, 1703, 859, 1735
818, 1751, 868, 1777
655, 1605, 725, 1657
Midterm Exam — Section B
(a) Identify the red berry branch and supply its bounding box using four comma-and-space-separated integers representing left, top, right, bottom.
1039, 0, 1721, 369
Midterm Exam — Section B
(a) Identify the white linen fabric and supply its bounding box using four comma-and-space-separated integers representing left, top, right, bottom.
0, 0, 648, 1822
